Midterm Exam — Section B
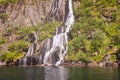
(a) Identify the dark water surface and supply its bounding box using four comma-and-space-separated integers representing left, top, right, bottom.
0, 66, 120, 80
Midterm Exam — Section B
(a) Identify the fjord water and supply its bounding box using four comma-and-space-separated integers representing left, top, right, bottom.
0, 66, 119, 80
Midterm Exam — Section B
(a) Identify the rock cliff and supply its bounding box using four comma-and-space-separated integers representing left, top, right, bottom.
0, 0, 66, 30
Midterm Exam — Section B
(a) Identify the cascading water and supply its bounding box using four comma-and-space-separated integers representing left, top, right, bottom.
40, 0, 74, 66
20, 32, 38, 65
16, 0, 74, 66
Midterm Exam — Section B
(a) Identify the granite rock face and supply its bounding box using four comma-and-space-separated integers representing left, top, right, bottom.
0, 0, 66, 29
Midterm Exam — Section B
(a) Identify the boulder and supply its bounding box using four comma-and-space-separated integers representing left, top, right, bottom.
0, 61, 6, 66
87, 61, 98, 67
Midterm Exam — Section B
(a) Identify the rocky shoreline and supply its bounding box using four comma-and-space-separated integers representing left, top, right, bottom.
62, 61, 120, 68
0, 60, 120, 68
0, 61, 6, 66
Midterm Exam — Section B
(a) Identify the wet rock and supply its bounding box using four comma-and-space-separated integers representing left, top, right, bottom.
77, 61, 82, 64
14, 59, 19, 66
87, 61, 98, 67
104, 62, 118, 67
118, 61, 120, 66
105, 62, 113, 67
113, 62, 118, 67
31, 56, 39, 65
98, 61, 106, 67
62, 61, 86, 67
0, 61, 6, 66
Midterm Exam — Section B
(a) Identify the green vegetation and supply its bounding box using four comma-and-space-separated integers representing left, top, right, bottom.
0, 22, 59, 63
0, 37, 6, 45
8, 40, 28, 52
38, 22, 60, 41
0, 0, 120, 64
0, 13, 8, 19
67, 0, 120, 62
4, 22, 60, 41
0, 0, 18, 4
0, 40, 28, 63
17, 26, 39, 39
0, 51, 24, 63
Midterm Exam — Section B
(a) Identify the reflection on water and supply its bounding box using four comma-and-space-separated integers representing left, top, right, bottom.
25, 66, 44, 80
44, 66, 68, 80
25, 66, 68, 80
0, 66, 120, 80
0, 66, 68, 80
68, 67, 120, 80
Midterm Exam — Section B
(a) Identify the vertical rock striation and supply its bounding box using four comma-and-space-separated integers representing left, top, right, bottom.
0, 0, 66, 29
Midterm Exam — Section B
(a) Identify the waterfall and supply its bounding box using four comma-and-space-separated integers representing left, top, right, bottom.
17, 0, 74, 66
22, 32, 38, 65
40, 0, 74, 66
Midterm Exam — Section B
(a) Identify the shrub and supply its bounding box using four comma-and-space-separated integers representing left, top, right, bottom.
0, 0, 18, 4
0, 13, 8, 19
38, 22, 60, 41
67, 0, 120, 62
17, 26, 39, 38
0, 37, 6, 45
8, 40, 28, 52
0, 51, 24, 62
91, 30, 110, 52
